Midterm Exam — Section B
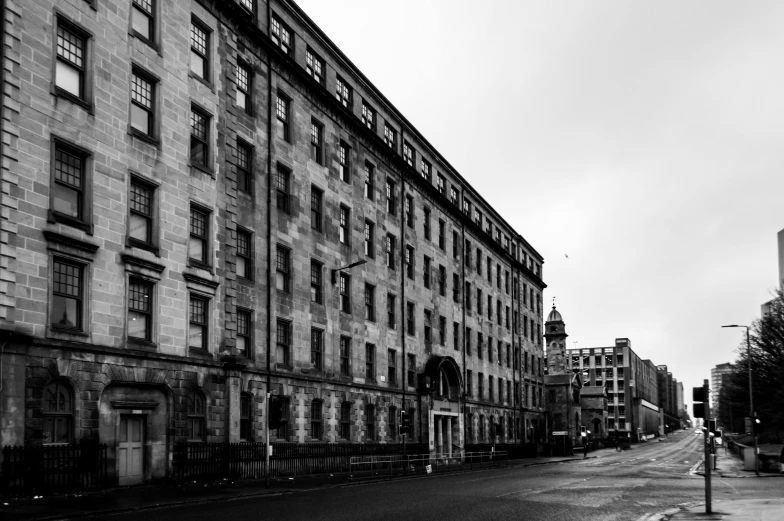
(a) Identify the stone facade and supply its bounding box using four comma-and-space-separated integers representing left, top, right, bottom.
0, 0, 547, 484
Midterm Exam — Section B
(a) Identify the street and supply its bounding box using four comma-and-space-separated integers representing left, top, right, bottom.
105, 432, 781, 521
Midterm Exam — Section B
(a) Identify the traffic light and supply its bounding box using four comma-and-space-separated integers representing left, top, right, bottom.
400, 410, 411, 435
753, 417, 762, 435
692, 385, 709, 419
269, 396, 283, 429
708, 419, 717, 435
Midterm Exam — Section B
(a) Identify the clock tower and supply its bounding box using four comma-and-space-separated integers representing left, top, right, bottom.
544, 304, 569, 376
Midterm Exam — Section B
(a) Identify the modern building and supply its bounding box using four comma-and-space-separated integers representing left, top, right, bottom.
761, 227, 784, 316
0, 0, 548, 485
565, 339, 659, 441
711, 363, 735, 428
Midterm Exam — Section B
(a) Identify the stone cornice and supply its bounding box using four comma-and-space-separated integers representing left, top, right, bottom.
42, 230, 99, 254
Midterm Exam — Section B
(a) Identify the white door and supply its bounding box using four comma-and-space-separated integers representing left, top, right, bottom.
118, 416, 144, 485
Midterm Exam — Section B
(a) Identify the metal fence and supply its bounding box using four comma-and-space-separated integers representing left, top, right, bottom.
349, 450, 508, 480
1, 442, 109, 496
171, 442, 429, 481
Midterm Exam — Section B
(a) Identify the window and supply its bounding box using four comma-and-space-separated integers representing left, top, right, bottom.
463, 199, 471, 216
130, 69, 156, 137
190, 106, 210, 168
405, 246, 414, 280
453, 322, 459, 350
339, 205, 350, 244
310, 120, 323, 164
310, 186, 323, 231
131, 0, 155, 43
384, 123, 397, 150
497, 300, 502, 325
128, 278, 153, 341
478, 373, 484, 400
311, 328, 323, 370
465, 240, 472, 268
339, 402, 351, 439
276, 165, 290, 213
339, 142, 350, 182
364, 220, 374, 258
407, 353, 416, 387
477, 289, 483, 315
421, 159, 431, 182
488, 336, 493, 362
403, 141, 414, 167
496, 265, 501, 289
438, 220, 445, 250
477, 249, 483, 276
239, 0, 254, 12
386, 179, 396, 214
339, 273, 351, 313
52, 143, 88, 225
438, 265, 446, 297
273, 320, 293, 369
439, 316, 446, 346
452, 274, 460, 302
275, 95, 289, 141
423, 256, 431, 288
55, 20, 88, 100
362, 102, 376, 130
311, 400, 323, 440
466, 327, 472, 355
236, 309, 251, 356
387, 349, 397, 385
305, 47, 324, 85
453, 231, 459, 259
276, 397, 290, 440
236, 62, 251, 114
189, 206, 209, 265
236, 140, 252, 194
478, 333, 483, 359
240, 393, 251, 441
190, 19, 209, 80
387, 294, 396, 329
405, 195, 413, 228
275, 246, 290, 293
424, 310, 432, 343
465, 282, 471, 312
336, 75, 352, 108
489, 376, 494, 402
310, 260, 323, 304
450, 186, 458, 206
187, 392, 206, 441
365, 284, 375, 322
365, 343, 375, 380
485, 218, 492, 236
389, 406, 397, 441
506, 306, 510, 329
270, 15, 292, 55
42, 381, 73, 444
505, 271, 510, 294
129, 177, 154, 247
423, 208, 431, 240
364, 162, 374, 200
386, 234, 396, 269
189, 294, 208, 350
406, 302, 415, 336
437, 174, 445, 195
366, 404, 375, 441
236, 229, 252, 279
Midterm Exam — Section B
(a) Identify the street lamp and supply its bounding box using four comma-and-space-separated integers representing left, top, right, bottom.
721, 324, 758, 475
331, 259, 367, 284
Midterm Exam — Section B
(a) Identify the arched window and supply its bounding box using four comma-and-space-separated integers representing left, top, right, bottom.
274, 396, 290, 441
388, 406, 397, 441
439, 368, 449, 397
366, 404, 375, 441
340, 402, 351, 440
43, 381, 73, 444
188, 392, 206, 441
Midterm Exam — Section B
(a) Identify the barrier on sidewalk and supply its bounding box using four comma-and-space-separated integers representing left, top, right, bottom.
348, 451, 508, 479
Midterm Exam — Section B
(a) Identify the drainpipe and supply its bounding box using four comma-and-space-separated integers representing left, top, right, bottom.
460, 193, 467, 449
264, 0, 273, 487
398, 132, 408, 447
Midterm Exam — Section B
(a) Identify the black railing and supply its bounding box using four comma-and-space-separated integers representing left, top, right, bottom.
171, 442, 429, 481
1, 441, 109, 496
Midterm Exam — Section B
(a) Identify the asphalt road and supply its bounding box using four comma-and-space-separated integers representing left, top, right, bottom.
106, 431, 781, 521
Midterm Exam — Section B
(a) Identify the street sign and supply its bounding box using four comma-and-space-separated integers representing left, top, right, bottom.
552, 431, 568, 436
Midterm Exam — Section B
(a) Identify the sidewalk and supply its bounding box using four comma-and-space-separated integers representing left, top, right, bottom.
0, 454, 585, 521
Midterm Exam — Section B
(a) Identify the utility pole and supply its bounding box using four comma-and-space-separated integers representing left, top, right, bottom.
702, 380, 712, 515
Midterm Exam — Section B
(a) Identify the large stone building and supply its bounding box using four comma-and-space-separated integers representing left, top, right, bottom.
543, 306, 582, 449
0, 0, 547, 485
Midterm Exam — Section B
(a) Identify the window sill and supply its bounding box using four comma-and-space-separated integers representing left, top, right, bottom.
189, 161, 215, 178
49, 326, 88, 338
129, 31, 161, 54
188, 347, 213, 359
53, 87, 93, 114
276, 364, 293, 371
127, 338, 157, 350
48, 210, 93, 235
129, 127, 160, 147
189, 71, 214, 91
127, 238, 159, 256
187, 259, 214, 274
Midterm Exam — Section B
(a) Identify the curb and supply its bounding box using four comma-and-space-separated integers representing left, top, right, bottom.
635, 501, 704, 521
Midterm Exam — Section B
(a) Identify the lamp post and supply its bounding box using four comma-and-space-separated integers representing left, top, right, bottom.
331, 259, 367, 284
721, 324, 757, 475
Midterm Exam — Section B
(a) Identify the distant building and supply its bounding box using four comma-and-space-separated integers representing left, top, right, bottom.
711, 363, 735, 427
761, 228, 784, 316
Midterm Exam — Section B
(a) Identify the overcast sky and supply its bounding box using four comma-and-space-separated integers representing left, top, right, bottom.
295, 0, 784, 412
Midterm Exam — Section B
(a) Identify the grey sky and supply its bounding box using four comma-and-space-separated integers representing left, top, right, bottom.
296, 0, 784, 409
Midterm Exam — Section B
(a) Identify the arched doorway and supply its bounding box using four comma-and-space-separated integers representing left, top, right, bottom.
423, 356, 463, 457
